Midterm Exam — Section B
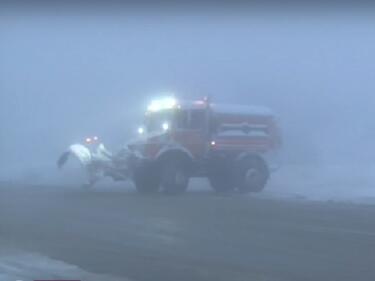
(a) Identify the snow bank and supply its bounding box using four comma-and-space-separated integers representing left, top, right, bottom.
264, 164, 375, 204
0, 251, 127, 281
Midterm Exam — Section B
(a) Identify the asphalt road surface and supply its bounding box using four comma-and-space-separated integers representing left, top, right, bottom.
1, 184, 375, 281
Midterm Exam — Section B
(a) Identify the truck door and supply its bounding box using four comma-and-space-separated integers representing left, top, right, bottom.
173, 109, 208, 159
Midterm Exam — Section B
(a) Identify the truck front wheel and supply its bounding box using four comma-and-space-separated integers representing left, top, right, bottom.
236, 157, 269, 193
134, 164, 160, 194
160, 159, 190, 195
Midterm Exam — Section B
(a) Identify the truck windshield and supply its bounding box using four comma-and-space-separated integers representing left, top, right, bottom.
145, 109, 174, 132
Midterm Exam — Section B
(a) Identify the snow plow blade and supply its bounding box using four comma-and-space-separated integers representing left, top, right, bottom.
57, 143, 132, 186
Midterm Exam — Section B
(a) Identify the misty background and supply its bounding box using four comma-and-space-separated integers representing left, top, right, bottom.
1, 4, 375, 185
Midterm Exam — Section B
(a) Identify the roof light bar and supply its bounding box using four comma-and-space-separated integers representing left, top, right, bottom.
147, 97, 177, 112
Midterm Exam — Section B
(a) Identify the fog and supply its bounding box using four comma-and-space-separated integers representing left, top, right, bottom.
3, 5, 375, 280
1, 4, 375, 186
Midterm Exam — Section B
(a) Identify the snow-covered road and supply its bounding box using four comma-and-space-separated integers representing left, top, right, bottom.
1, 182, 375, 281
1, 164, 375, 281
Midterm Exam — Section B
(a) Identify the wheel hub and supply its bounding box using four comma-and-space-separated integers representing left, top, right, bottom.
245, 168, 261, 186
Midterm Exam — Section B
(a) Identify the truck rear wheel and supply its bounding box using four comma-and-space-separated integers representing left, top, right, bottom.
134, 164, 160, 194
160, 159, 190, 195
208, 159, 235, 193
236, 157, 269, 193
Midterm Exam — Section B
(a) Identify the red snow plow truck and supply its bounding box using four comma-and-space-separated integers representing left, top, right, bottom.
59, 96, 281, 194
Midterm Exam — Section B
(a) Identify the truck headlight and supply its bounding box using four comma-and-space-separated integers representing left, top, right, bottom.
138, 127, 145, 134
162, 122, 169, 131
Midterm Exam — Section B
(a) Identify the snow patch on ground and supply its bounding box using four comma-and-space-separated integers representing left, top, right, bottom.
0, 250, 128, 281
264, 164, 375, 204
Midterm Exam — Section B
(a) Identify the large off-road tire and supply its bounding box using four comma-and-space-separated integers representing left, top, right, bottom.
235, 156, 269, 193
208, 158, 235, 193
160, 158, 190, 195
133, 164, 160, 194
